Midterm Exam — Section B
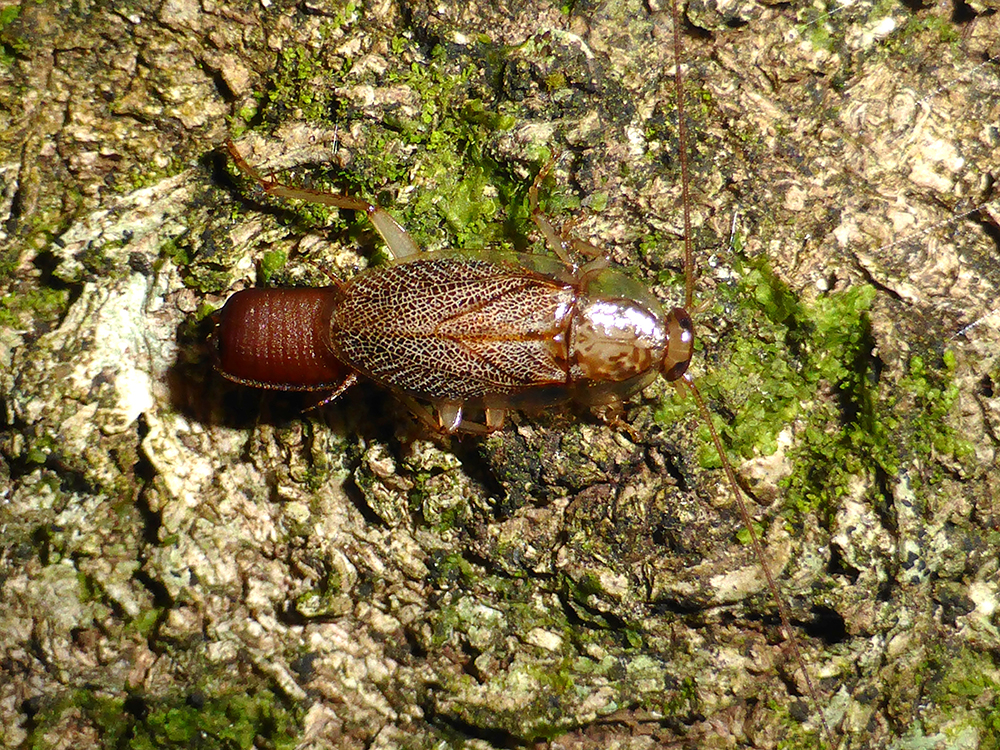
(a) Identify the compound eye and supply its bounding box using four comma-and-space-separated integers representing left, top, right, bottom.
661, 307, 694, 382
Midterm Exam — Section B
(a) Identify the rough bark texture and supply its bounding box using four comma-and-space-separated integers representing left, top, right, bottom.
1, 0, 999, 748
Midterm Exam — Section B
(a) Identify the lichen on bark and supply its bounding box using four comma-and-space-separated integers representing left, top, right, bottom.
1, 0, 999, 748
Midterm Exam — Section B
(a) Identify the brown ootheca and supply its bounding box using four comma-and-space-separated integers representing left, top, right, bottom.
208, 2, 1000, 748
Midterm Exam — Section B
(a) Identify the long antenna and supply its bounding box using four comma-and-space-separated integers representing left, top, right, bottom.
669, 0, 835, 744
685, 374, 835, 745
670, 0, 695, 311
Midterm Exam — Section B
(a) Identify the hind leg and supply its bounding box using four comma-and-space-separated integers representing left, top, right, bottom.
226, 140, 420, 261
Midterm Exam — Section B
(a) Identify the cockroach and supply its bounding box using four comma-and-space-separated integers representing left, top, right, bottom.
217, 140, 694, 434
213, 2, 837, 744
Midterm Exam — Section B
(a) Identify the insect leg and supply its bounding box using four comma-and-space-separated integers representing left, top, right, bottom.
557, 213, 604, 260
394, 393, 501, 436
434, 401, 498, 435
528, 158, 575, 264
225, 140, 420, 261
529, 158, 609, 265
436, 402, 464, 433
304, 372, 359, 411
484, 408, 505, 432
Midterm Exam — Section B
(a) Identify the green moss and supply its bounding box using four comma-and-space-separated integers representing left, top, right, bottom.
530, 169, 582, 220
427, 551, 478, 590
544, 71, 567, 91
0, 286, 70, 330
735, 520, 765, 546
0, 3, 24, 67
129, 608, 163, 639
412, 470, 472, 531
323, 0, 361, 34
25, 687, 301, 750
267, 46, 337, 124
924, 647, 1000, 749
586, 191, 609, 212
258, 249, 288, 283
802, 14, 835, 53
658, 253, 962, 529
657, 674, 698, 715
115, 156, 187, 194
137, 691, 299, 750
193, 301, 217, 321
0, 6, 20, 27
529, 658, 575, 694
574, 572, 604, 601
161, 203, 249, 293
901, 13, 961, 46
159, 237, 189, 267
229, 28, 541, 268
898, 353, 967, 461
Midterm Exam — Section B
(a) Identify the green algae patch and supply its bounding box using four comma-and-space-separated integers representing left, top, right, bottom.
25, 688, 302, 750
0, 286, 70, 333
0, 4, 25, 68
223, 27, 561, 280
133, 692, 299, 750
657, 253, 963, 529
921, 646, 1000, 750
258, 249, 289, 284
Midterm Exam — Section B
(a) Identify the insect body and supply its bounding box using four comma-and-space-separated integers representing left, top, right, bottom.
217, 141, 694, 433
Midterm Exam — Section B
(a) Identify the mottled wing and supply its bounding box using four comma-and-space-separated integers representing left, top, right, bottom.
329, 256, 575, 400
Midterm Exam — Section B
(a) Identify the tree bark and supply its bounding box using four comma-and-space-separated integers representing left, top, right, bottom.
1, 0, 998, 748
